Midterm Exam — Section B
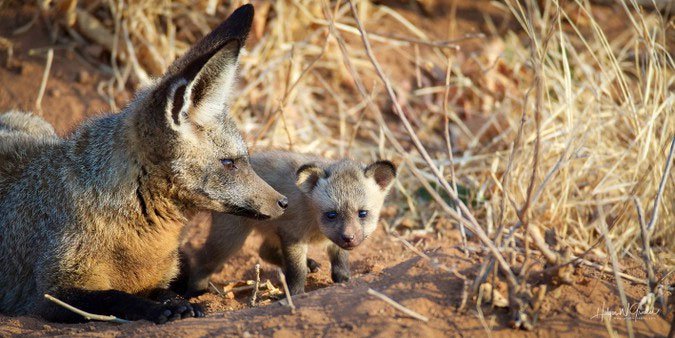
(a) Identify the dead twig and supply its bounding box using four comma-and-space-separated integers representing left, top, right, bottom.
342, 0, 519, 290
44, 294, 130, 324
277, 269, 296, 313
596, 207, 634, 338
250, 263, 261, 307
35, 48, 54, 113
367, 288, 429, 322
646, 136, 674, 233
391, 232, 467, 280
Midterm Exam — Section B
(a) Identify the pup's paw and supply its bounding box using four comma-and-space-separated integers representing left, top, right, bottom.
331, 269, 350, 283
306, 258, 321, 273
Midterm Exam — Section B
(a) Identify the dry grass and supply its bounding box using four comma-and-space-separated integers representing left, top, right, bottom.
29, 0, 674, 328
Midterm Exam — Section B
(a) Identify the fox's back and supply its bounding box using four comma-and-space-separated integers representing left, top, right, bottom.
0, 112, 60, 189
0, 112, 64, 314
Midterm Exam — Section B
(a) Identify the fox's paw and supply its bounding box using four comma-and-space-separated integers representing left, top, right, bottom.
306, 258, 321, 273
149, 299, 205, 324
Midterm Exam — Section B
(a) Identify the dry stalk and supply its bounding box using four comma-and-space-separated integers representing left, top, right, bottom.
366, 288, 429, 322
441, 55, 468, 256
35, 48, 54, 113
44, 294, 130, 324
277, 269, 296, 313
596, 207, 634, 338
209, 281, 224, 297
250, 263, 261, 307
391, 231, 467, 280
647, 136, 674, 233
341, 0, 519, 290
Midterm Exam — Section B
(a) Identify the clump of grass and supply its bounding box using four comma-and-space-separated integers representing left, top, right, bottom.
31, 0, 673, 329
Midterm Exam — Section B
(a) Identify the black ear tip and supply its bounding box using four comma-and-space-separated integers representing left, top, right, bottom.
232, 4, 255, 21
209, 4, 255, 44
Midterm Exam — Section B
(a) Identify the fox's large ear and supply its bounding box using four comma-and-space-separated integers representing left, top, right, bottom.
161, 4, 254, 130
364, 160, 397, 192
296, 164, 327, 194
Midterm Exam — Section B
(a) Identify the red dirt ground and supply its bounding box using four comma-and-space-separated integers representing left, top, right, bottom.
0, 2, 672, 337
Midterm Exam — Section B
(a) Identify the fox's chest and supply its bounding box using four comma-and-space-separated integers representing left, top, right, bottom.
107, 230, 181, 293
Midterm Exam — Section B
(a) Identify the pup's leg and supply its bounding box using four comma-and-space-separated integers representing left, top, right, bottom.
185, 213, 252, 297
306, 258, 321, 273
328, 243, 350, 283
259, 238, 283, 266
260, 239, 320, 273
37, 288, 199, 324
280, 240, 308, 295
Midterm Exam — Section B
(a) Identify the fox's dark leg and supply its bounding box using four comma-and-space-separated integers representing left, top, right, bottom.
37, 288, 200, 324
148, 288, 204, 318
328, 243, 350, 283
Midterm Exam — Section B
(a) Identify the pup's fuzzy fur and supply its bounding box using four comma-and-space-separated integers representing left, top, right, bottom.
181, 150, 396, 296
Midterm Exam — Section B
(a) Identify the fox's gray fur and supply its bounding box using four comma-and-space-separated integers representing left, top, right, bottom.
182, 150, 396, 296
0, 5, 287, 323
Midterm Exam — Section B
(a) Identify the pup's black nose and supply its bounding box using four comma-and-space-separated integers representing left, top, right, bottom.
277, 197, 288, 209
342, 234, 355, 243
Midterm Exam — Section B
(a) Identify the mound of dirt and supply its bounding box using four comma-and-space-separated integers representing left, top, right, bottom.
0, 228, 670, 337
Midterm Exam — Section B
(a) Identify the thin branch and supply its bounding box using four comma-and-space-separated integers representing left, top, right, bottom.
367, 288, 429, 322
277, 269, 296, 313
35, 48, 54, 112
250, 263, 261, 306
596, 207, 634, 338
647, 136, 674, 232
441, 55, 468, 255
44, 294, 130, 324
634, 198, 656, 291
343, 0, 518, 290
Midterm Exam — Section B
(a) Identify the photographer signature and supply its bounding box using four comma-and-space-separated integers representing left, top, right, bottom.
590, 302, 661, 321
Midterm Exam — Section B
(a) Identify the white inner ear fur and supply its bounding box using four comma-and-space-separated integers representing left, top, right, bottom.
183, 53, 240, 129
164, 78, 189, 132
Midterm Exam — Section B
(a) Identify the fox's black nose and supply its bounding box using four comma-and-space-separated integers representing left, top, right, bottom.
277, 197, 288, 209
342, 234, 355, 243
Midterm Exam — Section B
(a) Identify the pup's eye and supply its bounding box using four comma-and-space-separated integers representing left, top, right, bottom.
325, 211, 338, 220
358, 210, 368, 218
221, 159, 237, 170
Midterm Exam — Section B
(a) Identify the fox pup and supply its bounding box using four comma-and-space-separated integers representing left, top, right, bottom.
0, 5, 288, 323
183, 150, 396, 296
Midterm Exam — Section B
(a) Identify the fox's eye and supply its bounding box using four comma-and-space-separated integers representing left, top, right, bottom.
325, 211, 338, 220
221, 159, 237, 170
358, 210, 368, 218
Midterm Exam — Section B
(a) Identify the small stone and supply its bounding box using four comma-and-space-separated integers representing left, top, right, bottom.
551, 288, 562, 299
77, 70, 91, 84
85, 45, 104, 58
574, 303, 584, 314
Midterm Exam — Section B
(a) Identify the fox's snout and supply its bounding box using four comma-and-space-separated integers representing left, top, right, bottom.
249, 177, 287, 220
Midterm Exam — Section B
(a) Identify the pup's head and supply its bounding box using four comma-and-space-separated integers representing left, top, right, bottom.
132, 5, 287, 219
296, 160, 397, 249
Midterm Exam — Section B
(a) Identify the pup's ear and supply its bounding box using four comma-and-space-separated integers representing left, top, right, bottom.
364, 160, 397, 192
160, 4, 254, 130
296, 164, 327, 194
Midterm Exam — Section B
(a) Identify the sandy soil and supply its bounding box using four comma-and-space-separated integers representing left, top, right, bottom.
0, 2, 672, 337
